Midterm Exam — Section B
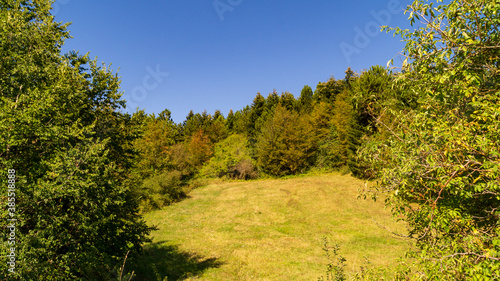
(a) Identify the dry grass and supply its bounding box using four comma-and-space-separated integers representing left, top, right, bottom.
133, 173, 410, 280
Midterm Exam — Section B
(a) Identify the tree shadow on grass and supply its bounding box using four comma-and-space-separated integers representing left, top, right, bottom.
130, 241, 223, 281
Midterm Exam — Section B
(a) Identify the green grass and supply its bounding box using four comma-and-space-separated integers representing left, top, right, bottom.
131, 173, 410, 280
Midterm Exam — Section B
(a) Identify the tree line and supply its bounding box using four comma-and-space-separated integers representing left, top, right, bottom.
128, 65, 408, 212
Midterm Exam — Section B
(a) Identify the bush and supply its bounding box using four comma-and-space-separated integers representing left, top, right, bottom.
139, 170, 187, 211
200, 134, 258, 179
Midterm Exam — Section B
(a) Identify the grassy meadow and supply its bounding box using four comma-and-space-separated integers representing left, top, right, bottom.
131, 173, 410, 280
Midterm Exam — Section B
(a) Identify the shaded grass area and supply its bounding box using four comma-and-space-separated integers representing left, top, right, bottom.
134, 173, 410, 280
131, 242, 223, 281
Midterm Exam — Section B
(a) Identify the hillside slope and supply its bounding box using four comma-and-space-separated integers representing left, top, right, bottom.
133, 173, 409, 280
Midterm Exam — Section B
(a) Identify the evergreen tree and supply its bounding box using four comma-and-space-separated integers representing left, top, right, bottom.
350, 65, 393, 133
310, 102, 340, 169
279, 91, 296, 111
226, 109, 235, 132
343, 67, 355, 87
330, 90, 353, 166
297, 85, 314, 113
231, 107, 251, 135
265, 90, 280, 111
313, 76, 343, 104
247, 93, 266, 137
206, 111, 227, 144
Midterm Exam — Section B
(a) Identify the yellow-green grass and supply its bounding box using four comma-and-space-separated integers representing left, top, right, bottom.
132, 173, 410, 280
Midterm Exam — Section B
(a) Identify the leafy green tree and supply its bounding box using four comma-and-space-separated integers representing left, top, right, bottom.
137, 169, 186, 211
361, 0, 500, 278
130, 109, 189, 211
0, 1, 152, 279
133, 111, 178, 178
256, 104, 316, 176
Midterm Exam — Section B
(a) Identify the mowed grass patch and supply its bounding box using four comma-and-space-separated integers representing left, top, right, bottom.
134, 173, 409, 280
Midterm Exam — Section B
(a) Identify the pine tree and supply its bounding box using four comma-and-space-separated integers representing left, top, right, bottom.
279, 91, 296, 111
297, 85, 314, 113
226, 109, 235, 132
265, 90, 280, 111
247, 93, 266, 137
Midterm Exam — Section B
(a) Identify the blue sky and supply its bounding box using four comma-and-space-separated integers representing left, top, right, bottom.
54, 0, 412, 123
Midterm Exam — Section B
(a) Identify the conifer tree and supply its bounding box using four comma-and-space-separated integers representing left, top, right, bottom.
247, 93, 266, 137
313, 77, 343, 103
297, 85, 314, 113
279, 91, 296, 111
330, 90, 352, 166
226, 109, 235, 132
265, 90, 280, 111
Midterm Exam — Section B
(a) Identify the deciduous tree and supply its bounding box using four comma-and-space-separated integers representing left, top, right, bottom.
362, 0, 500, 278
0, 1, 152, 279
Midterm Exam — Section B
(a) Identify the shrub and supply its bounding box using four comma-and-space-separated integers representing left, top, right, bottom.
200, 134, 258, 179
139, 170, 186, 211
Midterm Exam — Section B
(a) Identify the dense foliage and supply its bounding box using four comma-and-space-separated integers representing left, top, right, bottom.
0, 1, 153, 279
359, 0, 500, 279
130, 66, 399, 207
2, 0, 498, 279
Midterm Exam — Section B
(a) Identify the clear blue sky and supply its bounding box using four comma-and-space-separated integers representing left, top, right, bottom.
53, 0, 412, 123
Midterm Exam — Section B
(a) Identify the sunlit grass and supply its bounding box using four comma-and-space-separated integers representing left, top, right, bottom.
133, 173, 410, 280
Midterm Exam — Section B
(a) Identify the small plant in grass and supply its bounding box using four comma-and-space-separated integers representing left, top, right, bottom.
319, 238, 390, 281
351, 257, 389, 281
318, 238, 347, 281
